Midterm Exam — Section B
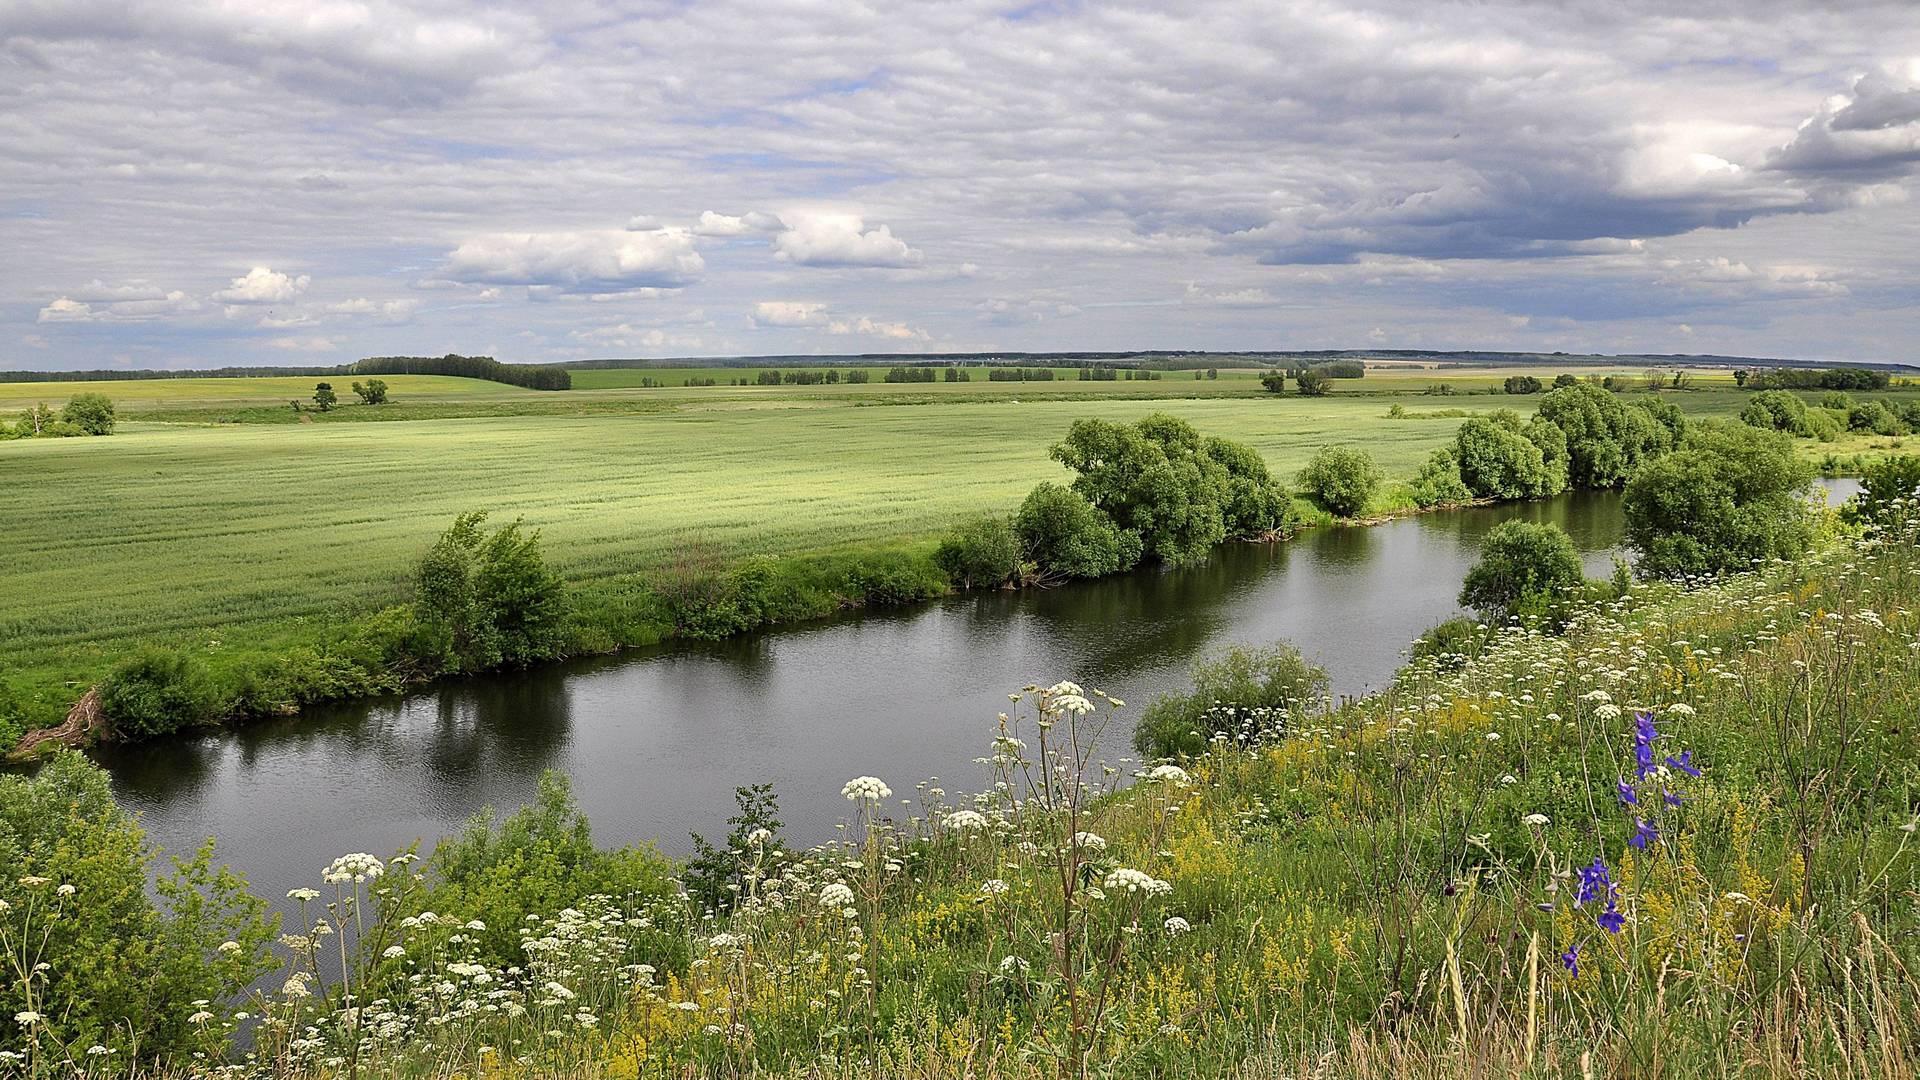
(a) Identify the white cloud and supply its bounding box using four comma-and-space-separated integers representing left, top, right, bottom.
213, 267, 310, 304
265, 335, 337, 351
37, 290, 201, 322
770, 212, 923, 268
324, 297, 420, 322
443, 230, 704, 292
751, 301, 829, 327
828, 315, 928, 340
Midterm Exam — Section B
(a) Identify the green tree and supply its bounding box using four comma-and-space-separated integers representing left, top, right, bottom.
413, 511, 569, 673
99, 650, 222, 739
1050, 414, 1246, 565
1454, 411, 1565, 500
1407, 447, 1473, 507
685, 783, 785, 914
351, 378, 389, 405
59, 393, 115, 435
1535, 383, 1676, 489
1203, 435, 1291, 536
1014, 482, 1142, 579
1623, 422, 1816, 578
311, 381, 338, 411
1459, 520, 1584, 619
1259, 370, 1286, 393
1295, 445, 1381, 517
1503, 374, 1543, 395
1293, 368, 1332, 396
0, 754, 276, 1063
1553, 373, 1579, 388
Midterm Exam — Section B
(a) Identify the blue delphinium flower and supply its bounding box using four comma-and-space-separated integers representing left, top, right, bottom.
1561, 941, 1580, 977
1616, 778, 1639, 806
1633, 710, 1660, 779
1664, 749, 1702, 777
1597, 903, 1625, 934
1574, 857, 1612, 908
1663, 789, 1684, 808
1628, 817, 1659, 850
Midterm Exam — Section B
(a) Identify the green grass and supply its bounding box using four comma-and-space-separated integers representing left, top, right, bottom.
0, 374, 531, 413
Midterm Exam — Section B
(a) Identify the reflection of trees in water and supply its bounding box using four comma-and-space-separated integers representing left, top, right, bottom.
960, 541, 1296, 682
1415, 491, 1624, 553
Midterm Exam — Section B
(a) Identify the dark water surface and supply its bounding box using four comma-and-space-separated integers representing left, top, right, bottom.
92, 482, 1853, 905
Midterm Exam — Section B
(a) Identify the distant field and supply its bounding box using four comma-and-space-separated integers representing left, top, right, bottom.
0, 374, 529, 412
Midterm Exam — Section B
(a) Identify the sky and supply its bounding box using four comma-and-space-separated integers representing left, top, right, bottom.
3, 0, 1919, 371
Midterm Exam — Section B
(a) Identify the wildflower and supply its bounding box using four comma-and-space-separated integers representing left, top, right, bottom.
998, 955, 1030, 976
1072, 831, 1108, 852
281, 973, 314, 998
1593, 703, 1621, 721
819, 883, 855, 908
382, 945, 407, 960
1628, 818, 1659, 850
841, 776, 892, 803
17, 876, 48, 888
1522, 813, 1550, 827
980, 879, 1010, 896
943, 810, 988, 831
1664, 750, 1702, 778
1164, 916, 1192, 937
1145, 764, 1192, 786
287, 887, 320, 902
1665, 702, 1696, 716
188, 1011, 215, 1025
1484, 731, 1501, 742
14, 1012, 42, 1027
1663, 789, 1684, 808
1561, 942, 1579, 977
55, 884, 75, 897
1632, 711, 1660, 778
321, 852, 385, 884
1573, 858, 1613, 909
746, 828, 772, 846
1596, 905, 1626, 934
1102, 868, 1172, 896
1615, 778, 1638, 806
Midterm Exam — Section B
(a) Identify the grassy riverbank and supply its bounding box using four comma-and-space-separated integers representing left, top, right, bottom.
21, 496, 1913, 1078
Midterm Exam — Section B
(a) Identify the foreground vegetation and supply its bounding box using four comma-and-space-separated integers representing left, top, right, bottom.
5, 477, 1918, 1077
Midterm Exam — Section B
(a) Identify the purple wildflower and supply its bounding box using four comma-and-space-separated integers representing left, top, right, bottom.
1663, 789, 1684, 808
1616, 778, 1639, 806
1561, 941, 1580, 977
1633, 711, 1660, 779
1597, 903, 1626, 934
1629, 817, 1659, 850
1664, 750, 1702, 778
1574, 858, 1612, 908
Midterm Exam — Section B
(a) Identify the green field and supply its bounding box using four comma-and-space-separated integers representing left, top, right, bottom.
1, 369, 1911, 734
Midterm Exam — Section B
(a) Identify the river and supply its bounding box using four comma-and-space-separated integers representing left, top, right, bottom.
92, 482, 1855, 904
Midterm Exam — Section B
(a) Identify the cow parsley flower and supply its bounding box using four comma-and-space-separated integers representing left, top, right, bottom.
980, 879, 1010, 896
1164, 916, 1192, 937
944, 810, 988, 831
819, 883, 855, 908
1103, 868, 1172, 896
322, 853, 385, 884
1072, 831, 1108, 852
841, 776, 892, 802
1145, 764, 1192, 787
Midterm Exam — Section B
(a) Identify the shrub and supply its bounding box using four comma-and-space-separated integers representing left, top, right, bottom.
60, 392, 115, 435
1848, 400, 1906, 436
1553, 373, 1579, 388
1407, 448, 1474, 507
685, 783, 785, 914
1818, 391, 1855, 412
1294, 445, 1381, 517
1454, 411, 1565, 500
312, 381, 337, 411
1459, 520, 1585, 619
1740, 390, 1837, 440
1623, 421, 1816, 578
0, 754, 276, 1063
1407, 615, 1487, 671
413, 511, 569, 673
1051, 414, 1277, 564
403, 771, 682, 967
1203, 436, 1292, 536
1842, 455, 1920, 529
99, 649, 222, 739
1014, 482, 1142, 579
351, 378, 390, 405
1133, 642, 1327, 757
933, 515, 1023, 589
1293, 368, 1332, 396
1535, 383, 1676, 489
1259, 371, 1286, 393
1503, 374, 1542, 394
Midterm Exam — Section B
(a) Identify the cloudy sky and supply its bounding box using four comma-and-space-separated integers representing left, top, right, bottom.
4, 1, 1919, 370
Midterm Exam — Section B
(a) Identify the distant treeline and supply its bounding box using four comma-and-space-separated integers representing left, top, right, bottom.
351, 355, 570, 390
1741, 366, 1893, 391
0, 353, 571, 390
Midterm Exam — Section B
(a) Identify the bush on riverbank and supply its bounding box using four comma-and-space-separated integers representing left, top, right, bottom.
1133, 642, 1328, 757
1459, 520, 1586, 620
1624, 421, 1816, 578
933, 515, 1024, 589
1294, 445, 1382, 517
99, 650, 223, 739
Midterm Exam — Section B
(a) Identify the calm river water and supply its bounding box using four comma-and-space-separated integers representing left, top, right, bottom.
92, 482, 1854, 904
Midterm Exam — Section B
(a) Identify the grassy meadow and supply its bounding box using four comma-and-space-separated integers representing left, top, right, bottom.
0, 365, 1911, 735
